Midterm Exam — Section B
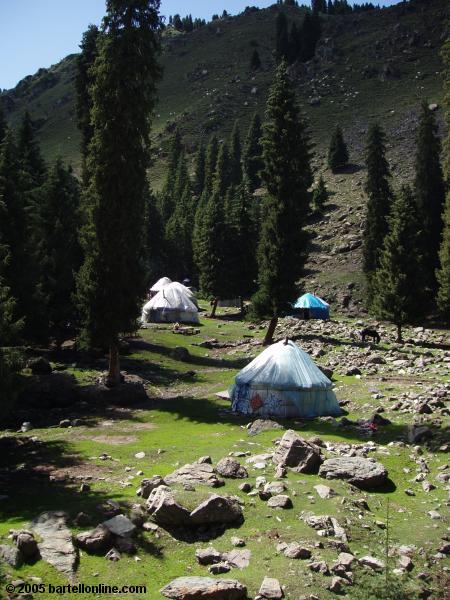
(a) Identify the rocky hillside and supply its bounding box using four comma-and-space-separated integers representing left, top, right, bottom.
1, 0, 448, 305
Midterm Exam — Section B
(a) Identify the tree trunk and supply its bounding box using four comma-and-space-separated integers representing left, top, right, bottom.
263, 316, 278, 346
210, 298, 218, 318
106, 340, 121, 387
396, 323, 403, 343
240, 297, 244, 318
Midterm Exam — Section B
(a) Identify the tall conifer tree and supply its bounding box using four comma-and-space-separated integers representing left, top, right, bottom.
0, 106, 6, 144
76, 0, 162, 385
243, 113, 263, 192
230, 122, 243, 186
328, 125, 349, 172
372, 186, 423, 342
158, 128, 182, 224
252, 61, 312, 344
413, 101, 445, 294
362, 123, 392, 304
275, 12, 289, 63
193, 141, 205, 196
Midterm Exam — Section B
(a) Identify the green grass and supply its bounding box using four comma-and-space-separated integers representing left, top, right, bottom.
0, 306, 448, 599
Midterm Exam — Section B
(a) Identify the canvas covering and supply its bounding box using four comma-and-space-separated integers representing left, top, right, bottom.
142, 282, 199, 324
150, 276, 172, 293
230, 340, 342, 418
293, 293, 330, 319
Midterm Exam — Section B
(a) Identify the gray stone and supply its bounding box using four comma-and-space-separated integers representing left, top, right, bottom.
359, 555, 385, 571
30, 511, 77, 576
397, 555, 413, 571
0, 544, 22, 568
247, 419, 284, 436
407, 425, 432, 444
195, 547, 222, 565
147, 486, 191, 526
313, 484, 335, 499
105, 548, 121, 561
102, 514, 136, 538
308, 561, 329, 575
197, 456, 212, 464
283, 543, 311, 559
137, 475, 166, 499
190, 495, 243, 525
337, 552, 356, 569
259, 576, 283, 599
209, 562, 231, 574
161, 577, 247, 600
165, 463, 224, 488
319, 457, 388, 489
27, 356, 52, 375
76, 526, 113, 554
272, 430, 322, 474
264, 481, 286, 496
239, 482, 252, 493
15, 532, 38, 559
345, 366, 361, 376
223, 549, 251, 568
216, 457, 248, 479
231, 537, 245, 547
329, 576, 347, 593
267, 495, 292, 509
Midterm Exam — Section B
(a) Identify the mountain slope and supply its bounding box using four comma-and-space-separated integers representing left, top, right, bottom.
2, 0, 448, 306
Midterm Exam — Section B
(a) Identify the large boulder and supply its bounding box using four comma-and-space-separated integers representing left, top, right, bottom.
259, 577, 283, 599
165, 463, 224, 488
161, 577, 247, 600
215, 458, 248, 479
102, 514, 136, 538
14, 531, 39, 559
76, 525, 113, 554
190, 495, 243, 525
147, 486, 191, 526
247, 419, 284, 436
27, 356, 52, 375
30, 511, 77, 576
0, 544, 22, 568
137, 475, 166, 499
272, 430, 322, 474
319, 457, 388, 489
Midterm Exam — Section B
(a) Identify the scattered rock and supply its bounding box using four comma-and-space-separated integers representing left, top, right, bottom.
30, 511, 77, 576
231, 537, 245, 547
247, 419, 284, 436
76, 526, 113, 554
165, 463, 224, 488
216, 457, 248, 479
337, 552, 356, 569
407, 425, 432, 444
209, 562, 231, 574
190, 495, 243, 525
161, 577, 247, 600
147, 486, 191, 526
283, 543, 311, 559
259, 576, 283, 599
397, 555, 413, 571
223, 549, 251, 569
329, 576, 347, 594
313, 484, 336, 499
359, 555, 385, 571
15, 532, 39, 559
272, 430, 322, 474
27, 356, 52, 375
195, 547, 222, 566
345, 366, 361, 376
137, 475, 166, 499
239, 482, 252, 493
267, 495, 293, 509
319, 457, 388, 489
102, 514, 136, 538
105, 548, 121, 561
0, 544, 23, 568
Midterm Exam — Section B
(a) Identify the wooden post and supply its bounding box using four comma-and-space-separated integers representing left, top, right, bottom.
106, 340, 121, 387
263, 316, 278, 346
396, 323, 403, 344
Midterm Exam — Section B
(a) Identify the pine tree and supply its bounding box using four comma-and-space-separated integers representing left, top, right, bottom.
250, 48, 261, 70
288, 22, 302, 63
275, 12, 289, 63
158, 128, 182, 224
0, 105, 6, 144
229, 121, 242, 186
363, 123, 392, 304
193, 141, 205, 196
372, 186, 423, 342
328, 125, 349, 172
436, 33, 450, 319
143, 190, 167, 286
300, 12, 321, 62
252, 61, 312, 344
76, 0, 162, 385
76, 25, 100, 186
214, 142, 232, 196
312, 174, 328, 212
39, 160, 81, 343
17, 111, 46, 187
243, 113, 264, 192
413, 101, 445, 295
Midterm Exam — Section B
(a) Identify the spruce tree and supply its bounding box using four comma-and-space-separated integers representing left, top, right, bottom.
362, 123, 392, 303
372, 186, 423, 342
312, 174, 328, 213
214, 141, 232, 196
17, 111, 46, 187
436, 33, 450, 319
76, 0, 162, 385
252, 61, 312, 343
413, 101, 445, 294
275, 12, 289, 63
328, 125, 349, 172
300, 12, 321, 62
250, 48, 261, 70
158, 128, 182, 224
193, 141, 205, 196
39, 160, 81, 343
229, 121, 242, 186
288, 22, 302, 63
0, 105, 6, 144
243, 113, 264, 192
76, 25, 100, 185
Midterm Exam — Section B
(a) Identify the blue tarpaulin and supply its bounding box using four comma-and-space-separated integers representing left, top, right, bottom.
292, 293, 330, 319
229, 340, 342, 418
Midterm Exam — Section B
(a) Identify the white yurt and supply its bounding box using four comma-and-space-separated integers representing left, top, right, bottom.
142, 282, 199, 324
229, 339, 342, 418
149, 276, 172, 297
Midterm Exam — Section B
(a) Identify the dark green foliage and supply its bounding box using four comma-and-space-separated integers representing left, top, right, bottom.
372, 186, 423, 341
252, 61, 312, 319
312, 0, 327, 14
328, 125, 349, 171
352, 573, 419, 600
275, 12, 289, 63
250, 48, 261, 70
193, 141, 205, 196
243, 113, 263, 192
202, 135, 219, 196
288, 22, 302, 63
17, 111, 46, 187
312, 174, 328, 212
413, 101, 445, 294
300, 12, 321, 62
0, 105, 6, 144
76, 25, 100, 185
214, 142, 232, 196
159, 128, 183, 224
76, 0, 162, 355
143, 190, 167, 286
363, 123, 392, 301
38, 159, 81, 341
436, 32, 450, 318
229, 121, 242, 186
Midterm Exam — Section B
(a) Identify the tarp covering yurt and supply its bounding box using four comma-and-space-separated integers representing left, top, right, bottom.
293, 293, 330, 319
230, 340, 342, 418
150, 276, 172, 296
142, 282, 199, 324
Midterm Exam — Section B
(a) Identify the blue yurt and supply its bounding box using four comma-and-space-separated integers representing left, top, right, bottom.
230, 340, 342, 418
293, 293, 330, 320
